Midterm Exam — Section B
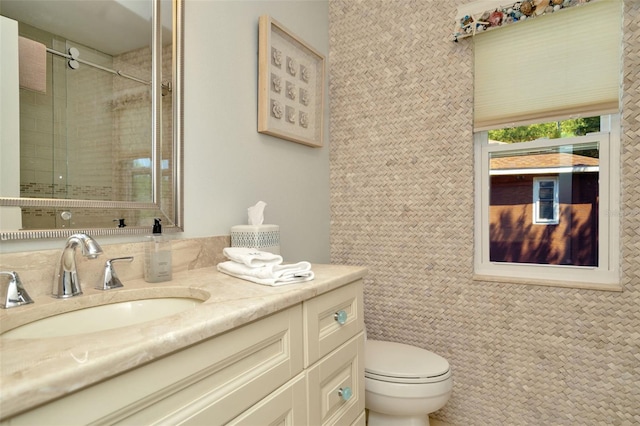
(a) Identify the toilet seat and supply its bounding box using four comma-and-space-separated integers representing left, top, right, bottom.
365, 340, 451, 384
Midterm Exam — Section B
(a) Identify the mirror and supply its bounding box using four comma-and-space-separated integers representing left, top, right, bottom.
0, 0, 183, 240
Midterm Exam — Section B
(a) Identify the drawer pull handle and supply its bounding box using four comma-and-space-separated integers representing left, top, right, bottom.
334, 310, 348, 325
338, 387, 353, 402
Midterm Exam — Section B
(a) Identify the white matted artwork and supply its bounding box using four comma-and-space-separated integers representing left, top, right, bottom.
258, 15, 325, 148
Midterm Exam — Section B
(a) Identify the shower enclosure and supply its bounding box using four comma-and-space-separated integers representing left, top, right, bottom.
14, 18, 172, 230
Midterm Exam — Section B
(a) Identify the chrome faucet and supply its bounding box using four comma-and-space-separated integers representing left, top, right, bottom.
0, 271, 34, 308
97, 257, 134, 291
53, 233, 103, 298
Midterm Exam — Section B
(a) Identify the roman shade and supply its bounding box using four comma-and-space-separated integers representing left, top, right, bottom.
473, 0, 622, 131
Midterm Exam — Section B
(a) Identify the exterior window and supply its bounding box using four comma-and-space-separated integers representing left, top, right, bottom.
471, 0, 621, 290
533, 178, 559, 225
475, 116, 620, 289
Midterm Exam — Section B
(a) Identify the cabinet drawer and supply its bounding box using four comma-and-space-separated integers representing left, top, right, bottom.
307, 333, 365, 426
304, 280, 364, 366
227, 373, 307, 425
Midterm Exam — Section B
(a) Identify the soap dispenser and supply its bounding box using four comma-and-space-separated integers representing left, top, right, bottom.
144, 218, 172, 283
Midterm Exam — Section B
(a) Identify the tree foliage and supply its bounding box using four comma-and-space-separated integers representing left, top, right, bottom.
488, 117, 601, 143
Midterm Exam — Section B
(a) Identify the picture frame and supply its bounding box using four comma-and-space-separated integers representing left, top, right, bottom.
258, 15, 325, 148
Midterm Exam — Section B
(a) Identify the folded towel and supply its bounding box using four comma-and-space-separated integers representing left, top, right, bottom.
217, 260, 314, 286
18, 37, 46, 94
223, 247, 283, 268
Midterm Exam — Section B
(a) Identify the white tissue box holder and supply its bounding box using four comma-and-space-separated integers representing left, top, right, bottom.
230, 224, 280, 254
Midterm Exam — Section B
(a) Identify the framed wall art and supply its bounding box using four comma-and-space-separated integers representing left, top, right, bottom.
258, 15, 325, 148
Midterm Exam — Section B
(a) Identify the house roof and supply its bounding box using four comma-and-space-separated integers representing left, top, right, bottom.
490, 153, 599, 175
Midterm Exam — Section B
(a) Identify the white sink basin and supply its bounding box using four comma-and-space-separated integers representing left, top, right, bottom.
2, 297, 203, 339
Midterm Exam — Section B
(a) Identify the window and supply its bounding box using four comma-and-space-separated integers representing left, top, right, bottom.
472, 0, 622, 290
533, 177, 559, 225
475, 116, 620, 288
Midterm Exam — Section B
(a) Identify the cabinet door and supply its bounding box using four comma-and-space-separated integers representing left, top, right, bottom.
3, 305, 303, 426
350, 411, 366, 426
227, 373, 307, 426
131, 305, 304, 426
304, 280, 364, 367
307, 333, 365, 426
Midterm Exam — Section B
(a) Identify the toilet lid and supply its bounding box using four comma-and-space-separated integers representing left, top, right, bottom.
365, 340, 450, 381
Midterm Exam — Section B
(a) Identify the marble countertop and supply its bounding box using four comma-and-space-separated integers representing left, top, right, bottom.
0, 263, 367, 420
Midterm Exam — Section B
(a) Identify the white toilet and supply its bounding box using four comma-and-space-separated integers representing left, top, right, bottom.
365, 339, 452, 426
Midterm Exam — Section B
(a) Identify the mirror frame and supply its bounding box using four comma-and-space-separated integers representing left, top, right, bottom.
0, 0, 184, 241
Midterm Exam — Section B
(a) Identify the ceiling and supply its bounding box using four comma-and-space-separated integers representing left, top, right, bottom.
0, 0, 172, 55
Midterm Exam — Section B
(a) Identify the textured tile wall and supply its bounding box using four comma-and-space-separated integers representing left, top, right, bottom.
328, 1, 639, 424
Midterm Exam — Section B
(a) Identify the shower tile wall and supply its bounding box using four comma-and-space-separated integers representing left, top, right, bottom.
112, 43, 174, 228
64, 41, 114, 201
112, 46, 152, 206
328, 1, 640, 424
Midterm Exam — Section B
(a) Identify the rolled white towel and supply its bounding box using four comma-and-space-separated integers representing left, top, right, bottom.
223, 247, 283, 268
217, 260, 314, 286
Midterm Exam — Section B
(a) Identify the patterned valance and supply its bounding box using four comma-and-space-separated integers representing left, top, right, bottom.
453, 0, 595, 41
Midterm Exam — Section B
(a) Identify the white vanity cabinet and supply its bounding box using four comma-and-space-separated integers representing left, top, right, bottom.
2, 278, 365, 426
230, 278, 365, 426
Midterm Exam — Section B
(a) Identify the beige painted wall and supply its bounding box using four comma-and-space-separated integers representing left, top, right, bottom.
181, 0, 331, 263
328, 1, 639, 424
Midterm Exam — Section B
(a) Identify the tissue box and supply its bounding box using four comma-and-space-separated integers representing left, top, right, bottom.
230, 224, 280, 254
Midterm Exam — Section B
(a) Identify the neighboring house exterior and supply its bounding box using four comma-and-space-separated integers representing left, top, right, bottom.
489, 152, 599, 266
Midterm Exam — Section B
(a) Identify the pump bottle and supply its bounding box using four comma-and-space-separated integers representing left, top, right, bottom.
144, 218, 172, 283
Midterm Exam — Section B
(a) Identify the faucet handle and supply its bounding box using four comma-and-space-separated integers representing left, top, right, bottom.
1, 271, 34, 309
97, 257, 134, 291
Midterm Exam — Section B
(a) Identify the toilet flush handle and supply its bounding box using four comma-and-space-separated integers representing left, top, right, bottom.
334, 310, 348, 325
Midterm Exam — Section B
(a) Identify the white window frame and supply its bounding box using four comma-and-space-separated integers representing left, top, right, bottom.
532, 177, 559, 225
474, 114, 621, 291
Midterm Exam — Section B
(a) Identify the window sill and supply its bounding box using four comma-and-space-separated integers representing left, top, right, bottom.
473, 274, 623, 292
